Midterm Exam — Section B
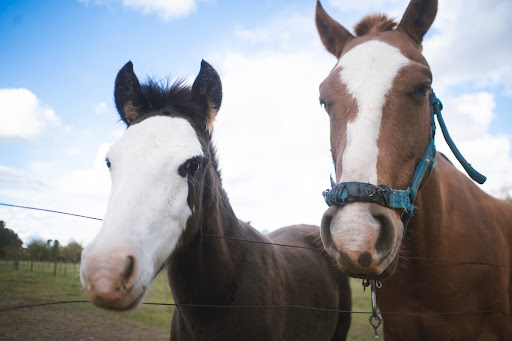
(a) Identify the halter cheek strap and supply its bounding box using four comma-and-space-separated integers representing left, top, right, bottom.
322, 91, 486, 230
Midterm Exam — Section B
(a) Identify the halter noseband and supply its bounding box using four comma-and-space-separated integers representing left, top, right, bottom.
322, 91, 486, 229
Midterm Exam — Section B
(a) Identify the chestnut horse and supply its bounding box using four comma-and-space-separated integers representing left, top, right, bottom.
80, 60, 351, 340
315, 0, 512, 339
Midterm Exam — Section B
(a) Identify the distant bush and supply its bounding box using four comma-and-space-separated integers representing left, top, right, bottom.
0, 220, 23, 259
0, 219, 84, 262
24, 238, 83, 263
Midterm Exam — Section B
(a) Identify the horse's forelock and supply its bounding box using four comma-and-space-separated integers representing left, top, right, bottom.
354, 14, 397, 37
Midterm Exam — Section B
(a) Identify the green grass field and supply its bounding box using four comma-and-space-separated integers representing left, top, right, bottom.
0, 261, 376, 340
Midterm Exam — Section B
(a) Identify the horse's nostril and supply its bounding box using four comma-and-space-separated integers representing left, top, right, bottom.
372, 207, 396, 256
358, 251, 372, 268
320, 207, 337, 251
122, 256, 135, 280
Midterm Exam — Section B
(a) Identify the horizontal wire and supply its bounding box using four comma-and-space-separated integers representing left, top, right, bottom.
0, 203, 102, 221
1, 300, 510, 317
405, 256, 512, 268
201, 233, 323, 251
2, 201, 511, 318
0, 300, 91, 312
146, 302, 512, 317
2, 202, 511, 268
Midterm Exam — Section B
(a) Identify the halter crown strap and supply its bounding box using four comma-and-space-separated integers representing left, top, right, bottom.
323, 91, 486, 229
431, 94, 486, 184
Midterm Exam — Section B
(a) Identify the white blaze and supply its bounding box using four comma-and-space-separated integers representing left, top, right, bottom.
330, 40, 410, 257
81, 115, 203, 296
337, 40, 410, 183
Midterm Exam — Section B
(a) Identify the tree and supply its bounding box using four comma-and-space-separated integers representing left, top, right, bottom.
0, 220, 23, 259
61, 241, 83, 263
46, 239, 60, 261
26, 239, 49, 260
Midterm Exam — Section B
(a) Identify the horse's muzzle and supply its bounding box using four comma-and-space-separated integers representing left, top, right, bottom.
80, 248, 146, 311
320, 204, 402, 279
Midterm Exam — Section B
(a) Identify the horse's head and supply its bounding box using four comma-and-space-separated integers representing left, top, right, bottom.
316, 0, 437, 279
80, 60, 222, 310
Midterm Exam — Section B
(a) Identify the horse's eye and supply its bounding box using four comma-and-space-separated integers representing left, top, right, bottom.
414, 83, 431, 96
187, 160, 200, 173
106, 159, 111, 169
319, 98, 328, 111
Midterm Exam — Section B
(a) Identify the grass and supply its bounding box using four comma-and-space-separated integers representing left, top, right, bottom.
0, 261, 174, 332
0, 261, 378, 340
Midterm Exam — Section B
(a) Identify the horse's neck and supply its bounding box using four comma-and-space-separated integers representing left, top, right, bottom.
405, 154, 497, 254
405, 156, 454, 252
168, 162, 249, 304
199, 165, 243, 239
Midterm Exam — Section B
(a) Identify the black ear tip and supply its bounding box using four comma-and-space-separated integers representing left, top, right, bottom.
119, 61, 134, 74
200, 59, 213, 70
199, 60, 220, 80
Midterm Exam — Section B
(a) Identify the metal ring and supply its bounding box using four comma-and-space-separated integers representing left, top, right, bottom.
369, 313, 382, 329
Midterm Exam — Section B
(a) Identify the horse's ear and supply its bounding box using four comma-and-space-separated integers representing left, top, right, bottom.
114, 61, 150, 126
315, 0, 354, 58
398, 0, 437, 45
191, 60, 222, 134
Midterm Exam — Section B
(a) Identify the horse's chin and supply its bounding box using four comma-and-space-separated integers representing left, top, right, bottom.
341, 254, 399, 280
89, 286, 147, 311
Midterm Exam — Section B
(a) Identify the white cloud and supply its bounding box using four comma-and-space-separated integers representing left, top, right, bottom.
328, 0, 408, 16
211, 13, 337, 231
122, 0, 197, 20
0, 165, 45, 191
0, 88, 60, 141
0, 143, 113, 246
78, 0, 198, 20
57, 143, 111, 199
423, 0, 512, 94
233, 13, 318, 51
65, 147, 82, 156
213, 50, 334, 231
435, 92, 512, 195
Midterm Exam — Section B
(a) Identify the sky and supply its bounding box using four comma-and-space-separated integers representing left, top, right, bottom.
0, 0, 511, 247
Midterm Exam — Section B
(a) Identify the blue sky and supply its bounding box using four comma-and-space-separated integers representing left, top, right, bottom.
1, 0, 511, 246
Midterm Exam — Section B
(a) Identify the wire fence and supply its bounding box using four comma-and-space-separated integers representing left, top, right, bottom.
1, 258, 79, 277
1, 201, 511, 320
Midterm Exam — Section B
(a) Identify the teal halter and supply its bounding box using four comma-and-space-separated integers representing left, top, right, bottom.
322, 91, 486, 229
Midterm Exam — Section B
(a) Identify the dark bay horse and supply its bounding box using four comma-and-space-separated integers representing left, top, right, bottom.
315, 0, 512, 339
80, 60, 351, 340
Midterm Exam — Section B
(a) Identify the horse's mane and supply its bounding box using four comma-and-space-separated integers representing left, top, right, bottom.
354, 14, 397, 36
140, 78, 223, 182
141, 78, 197, 114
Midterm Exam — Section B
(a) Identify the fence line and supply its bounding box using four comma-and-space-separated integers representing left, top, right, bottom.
0, 202, 102, 221
1, 299, 511, 317
1, 259, 80, 277
1, 201, 512, 320
2, 202, 511, 269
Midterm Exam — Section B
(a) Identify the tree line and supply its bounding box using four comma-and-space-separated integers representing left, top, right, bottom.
0, 220, 83, 263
